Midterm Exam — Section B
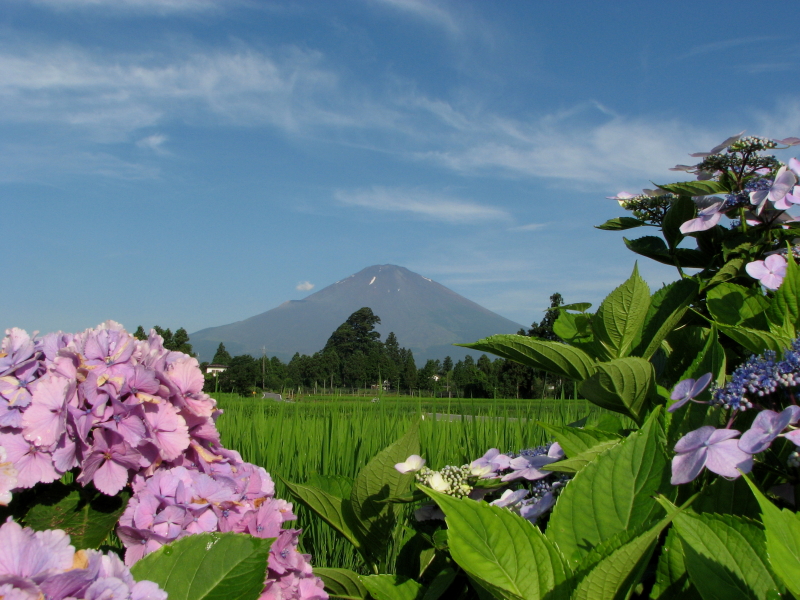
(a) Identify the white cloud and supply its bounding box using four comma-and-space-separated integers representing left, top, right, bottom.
509, 222, 548, 232
26, 0, 224, 12
296, 281, 315, 291
335, 187, 510, 223
368, 0, 460, 34
136, 133, 168, 153
0, 44, 355, 140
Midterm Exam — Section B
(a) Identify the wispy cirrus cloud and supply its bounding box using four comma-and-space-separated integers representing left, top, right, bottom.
367, 0, 461, 34
335, 187, 510, 223
24, 0, 226, 12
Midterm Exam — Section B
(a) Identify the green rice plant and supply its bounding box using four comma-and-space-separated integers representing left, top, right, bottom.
213, 394, 615, 571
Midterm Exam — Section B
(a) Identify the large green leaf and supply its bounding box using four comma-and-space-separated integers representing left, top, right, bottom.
623, 236, 673, 265
650, 527, 701, 600
280, 478, 362, 550
674, 512, 783, 600
678, 324, 726, 389
541, 439, 620, 474
707, 282, 769, 329
708, 257, 745, 285
592, 264, 651, 360
130, 533, 272, 600
350, 424, 420, 562
766, 252, 800, 338
22, 482, 128, 550
656, 180, 728, 196
553, 312, 593, 345
315, 568, 369, 600
458, 335, 596, 381
579, 357, 655, 422
661, 196, 696, 249
743, 476, 800, 597
422, 489, 571, 600
632, 279, 699, 360
305, 473, 354, 499
537, 423, 622, 458
691, 477, 761, 518
546, 409, 670, 567
361, 575, 424, 600
716, 323, 793, 354
662, 326, 708, 386
595, 217, 649, 231
570, 514, 674, 600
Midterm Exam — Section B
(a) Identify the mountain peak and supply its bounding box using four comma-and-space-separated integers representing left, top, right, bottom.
190, 265, 523, 363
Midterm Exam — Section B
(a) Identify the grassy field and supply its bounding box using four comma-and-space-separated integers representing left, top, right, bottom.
213, 393, 615, 571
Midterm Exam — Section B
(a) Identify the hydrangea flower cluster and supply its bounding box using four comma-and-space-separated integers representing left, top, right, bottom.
0, 324, 327, 600
396, 443, 569, 525
710, 339, 800, 411
0, 517, 166, 600
670, 366, 800, 485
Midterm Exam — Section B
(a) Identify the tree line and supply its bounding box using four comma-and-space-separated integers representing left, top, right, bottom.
195, 294, 572, 399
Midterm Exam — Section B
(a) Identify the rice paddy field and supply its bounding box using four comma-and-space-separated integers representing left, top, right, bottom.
213, 393, 621, 573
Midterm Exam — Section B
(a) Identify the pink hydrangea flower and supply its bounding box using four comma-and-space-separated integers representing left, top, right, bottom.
671, 427, 753, 484
746, 254, 787, 290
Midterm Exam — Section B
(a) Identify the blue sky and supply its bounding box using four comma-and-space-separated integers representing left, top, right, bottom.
3, 0, 800, 340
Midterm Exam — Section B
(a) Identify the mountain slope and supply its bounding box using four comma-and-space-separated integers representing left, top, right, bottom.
190, 265, 523, 363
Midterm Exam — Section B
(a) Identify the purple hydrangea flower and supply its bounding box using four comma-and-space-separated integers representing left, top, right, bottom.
668, 373, 712, 413
746, 254, 787, 290
671, 427, 753, 484
680, 201, 724, 234
739, 406, 800, 454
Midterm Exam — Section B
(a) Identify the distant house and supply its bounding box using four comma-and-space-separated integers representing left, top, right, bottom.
206, 364, 228, 375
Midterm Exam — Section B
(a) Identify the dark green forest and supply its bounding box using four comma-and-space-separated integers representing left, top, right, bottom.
156, 293, 573, 399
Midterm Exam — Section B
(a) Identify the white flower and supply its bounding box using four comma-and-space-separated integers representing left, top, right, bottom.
395, 454, 425, 474
427, 472, 450, 492
0, 445, 18, 506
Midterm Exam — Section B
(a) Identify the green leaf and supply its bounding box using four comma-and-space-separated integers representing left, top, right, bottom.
350, 424, 420, 562
129, 533, 272, 600
421, 566, 458, 600
678, 323, 726, 390
692, 477, 761, 518
537, 422, 622, 458
578, 357, 655, 422
656, 180, 728, 196
592, 263, 651, 360
593, 414, 626, 435
305, 473, 354, 499
674, 512, 783, 600
571, 514, 674, 600
458, 335, 596, 381
422, 489, 571, 600
743, 475, 800, 597
707, 282, 769, 328
315, 568, 369, 600
22, 482, 128, 550
546, 409, 670, 567
673, 248, 713, 269
624, 236, 675, 266
360, 575, 424, 600
662, 196, 696, 249
651, 527, 701, 600
595, 217, 649, 231
281, 478, 362, 550
553, 312, 592, 345
662, 326, 708, 385
559, 302, 592, 312
716, 323, 793, 354
541, 439, 620, 474
708, 258, 745, 285
766, 252, 800, 338
632, 279, 699, 360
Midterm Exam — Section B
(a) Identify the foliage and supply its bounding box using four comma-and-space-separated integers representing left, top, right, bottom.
286, 133, 800, 599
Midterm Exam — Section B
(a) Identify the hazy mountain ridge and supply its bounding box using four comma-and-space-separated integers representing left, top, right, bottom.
190, 265, 524, 364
